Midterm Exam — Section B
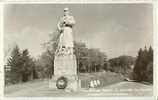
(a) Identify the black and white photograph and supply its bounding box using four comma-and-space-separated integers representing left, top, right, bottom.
3, 3, 154, 98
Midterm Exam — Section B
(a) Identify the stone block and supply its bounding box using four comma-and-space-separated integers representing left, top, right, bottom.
49, 54, 79, 91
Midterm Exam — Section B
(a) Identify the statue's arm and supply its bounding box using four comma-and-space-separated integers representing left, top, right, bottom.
57, 20, 62, 31
57, 17, 65, 31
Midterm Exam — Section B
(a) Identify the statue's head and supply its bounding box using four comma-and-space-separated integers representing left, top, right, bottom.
64, 7, 69, 16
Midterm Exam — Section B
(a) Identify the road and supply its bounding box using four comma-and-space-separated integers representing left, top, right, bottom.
4, 79, 153, 97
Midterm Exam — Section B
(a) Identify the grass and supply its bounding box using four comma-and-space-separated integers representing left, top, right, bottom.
5, 71, 125, 94
4, 72, 153, 97
78, 71, 125, 88
4, 78, 48, 94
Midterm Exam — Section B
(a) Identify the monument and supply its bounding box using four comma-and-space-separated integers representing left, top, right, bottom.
49, 8, 79, 91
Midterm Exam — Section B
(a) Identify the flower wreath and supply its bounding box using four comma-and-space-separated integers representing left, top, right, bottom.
56, 76, 68, 89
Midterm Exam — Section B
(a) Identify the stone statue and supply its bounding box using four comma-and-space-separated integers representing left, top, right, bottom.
50, 8, 79, 91
56, 7, 75, 55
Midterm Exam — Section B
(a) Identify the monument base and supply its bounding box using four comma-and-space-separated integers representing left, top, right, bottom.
49, 54, 79, 91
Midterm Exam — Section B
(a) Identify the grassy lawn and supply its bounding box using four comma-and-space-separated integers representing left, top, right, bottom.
5, 71, 125, 90
4, 71, 125, 95
5, 71, 153, 97
78, 71, 125, 88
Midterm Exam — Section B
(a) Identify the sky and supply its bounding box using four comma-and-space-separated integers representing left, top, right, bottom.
4, 4, 153, 59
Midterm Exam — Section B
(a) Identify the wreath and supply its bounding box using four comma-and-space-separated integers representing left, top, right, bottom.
56, 76, 68, 89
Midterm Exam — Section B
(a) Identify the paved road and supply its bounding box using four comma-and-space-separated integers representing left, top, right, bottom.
4, 79, 153, 97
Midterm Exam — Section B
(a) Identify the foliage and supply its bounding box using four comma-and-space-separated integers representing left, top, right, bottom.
36, 31, 59, 78
34, 50, 54, 79
7, 45, 22, 84
108, 56, 135, 75
41, 39, 107, 76
74, 41, 107, 73
6, 45, 37, 84
133, 46, 153, 83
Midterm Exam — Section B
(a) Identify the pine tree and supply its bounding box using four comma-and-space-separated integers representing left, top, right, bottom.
7, 45, 23, 83
7, 47, 36, 83
141, 46, 149, 80
133, 46, 153, 83
21, 49, 34, 82
133, 48, 143, 81
148, 46, 153, 62
146, 46, 153, 83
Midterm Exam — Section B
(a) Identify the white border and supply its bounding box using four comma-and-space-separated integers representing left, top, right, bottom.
0, 2, 4, 100
1, 0, 157, 100
154, 0, 158, 99
1, 0, 154, 4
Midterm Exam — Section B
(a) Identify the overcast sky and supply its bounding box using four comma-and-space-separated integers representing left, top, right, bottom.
4, 4, 153, 59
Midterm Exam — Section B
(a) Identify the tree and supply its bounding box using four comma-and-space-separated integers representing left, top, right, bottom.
108, 55, 135, 75
148, 46, 153, 62
40, 31, 60, 77
32, 60, 38, 79
145, 46, 153, 83
74, 41, 107, 73
133, 48, 145, 81
74, 41, 89, 73
87, 48, 106, 72
35, 50, 54, 79
20, 49, 34, 82
133, 46, 153, 83
6, 46, 37, 84
7, 45, 23, 83
42, 31, 107, 74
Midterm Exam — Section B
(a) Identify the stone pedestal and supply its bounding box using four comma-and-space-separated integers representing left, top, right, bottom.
49, 54, 79, 91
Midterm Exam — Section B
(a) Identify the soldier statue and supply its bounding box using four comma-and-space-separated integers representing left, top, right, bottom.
55, 7, 75, 55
